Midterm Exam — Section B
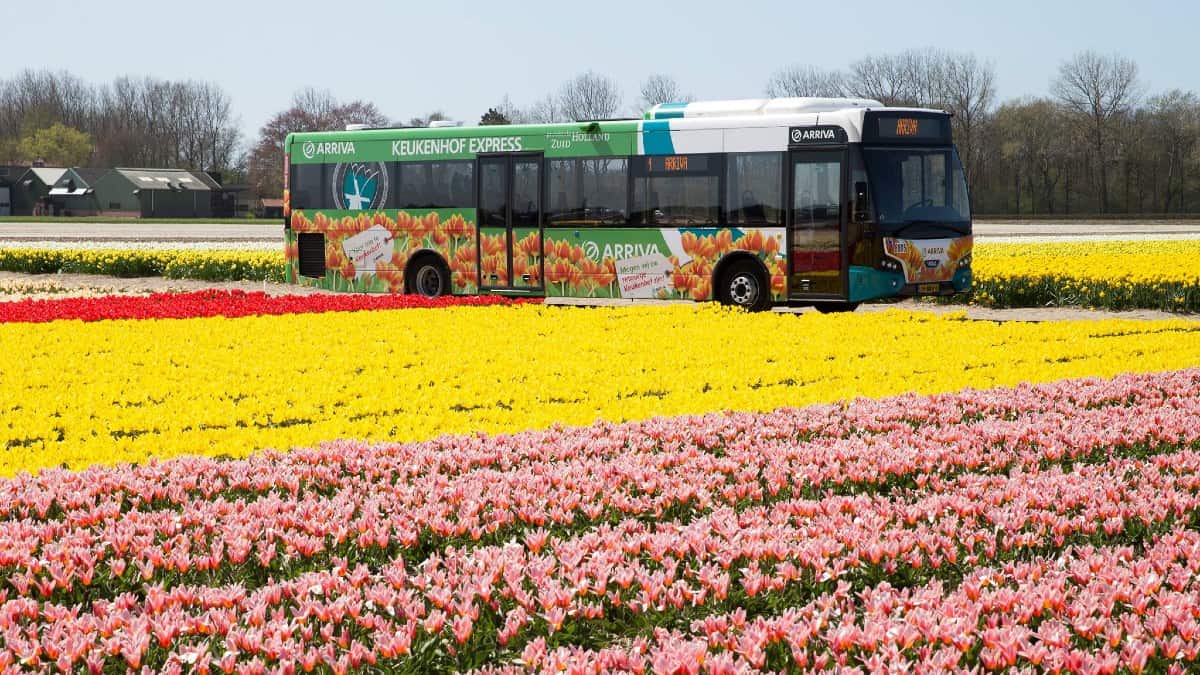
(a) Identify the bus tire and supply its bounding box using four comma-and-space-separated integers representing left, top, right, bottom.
406, 254, 450, 298
815, 302, 860, 314
716, 260, 771, 312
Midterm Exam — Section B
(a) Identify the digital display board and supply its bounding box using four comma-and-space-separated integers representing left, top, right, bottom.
865, 112, 952, 144
643, 154, 712, 174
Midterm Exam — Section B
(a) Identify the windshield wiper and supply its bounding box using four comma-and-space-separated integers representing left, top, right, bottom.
884, 220, 970, 237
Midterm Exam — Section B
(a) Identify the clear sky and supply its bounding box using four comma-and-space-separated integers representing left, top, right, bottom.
3, 0, 1195, 143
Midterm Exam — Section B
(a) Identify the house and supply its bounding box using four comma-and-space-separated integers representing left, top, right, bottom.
93, 168, 213, 218
47, 168, 108, 216
204, 171, 252, 218
11, 167, 67, 215
0, 166, 24, 216
258, 197, 284, 219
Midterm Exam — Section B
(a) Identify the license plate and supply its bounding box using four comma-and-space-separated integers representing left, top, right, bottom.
918, 283, 940, 294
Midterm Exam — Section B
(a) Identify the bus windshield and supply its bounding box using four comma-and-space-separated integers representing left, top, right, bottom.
863, 146, 970, 233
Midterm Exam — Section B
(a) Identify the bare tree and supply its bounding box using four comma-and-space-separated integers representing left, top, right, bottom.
490, 94, 523, 124
846, 48, 947, 107
557, 71, 622, 121
522, 94, 561, 123
765, 65, 845, 98
406, 111, 448, 127
246, 89, 390, 196
1146, 90, 1200, 212
937, 52, 997, 191
994, 98, 1071, 214
1052, 51, 1142, 213
639, 74, 687, 111
847, 53, 918, 106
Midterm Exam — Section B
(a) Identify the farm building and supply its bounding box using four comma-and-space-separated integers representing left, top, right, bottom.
93, 168, 214, 218
47, 168, 108, 216
8, 167, 67, 215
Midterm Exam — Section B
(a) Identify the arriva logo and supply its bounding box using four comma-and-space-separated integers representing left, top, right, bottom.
302, 141, 316, 159
583, 240, 600, 262
331, 162, 389, 211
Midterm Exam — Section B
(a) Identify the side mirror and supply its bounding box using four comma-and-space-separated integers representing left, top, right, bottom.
853, 181, 869, 223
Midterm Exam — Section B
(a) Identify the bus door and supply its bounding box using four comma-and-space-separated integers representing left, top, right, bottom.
476, 154, 544, 293
788, 149, 845, 297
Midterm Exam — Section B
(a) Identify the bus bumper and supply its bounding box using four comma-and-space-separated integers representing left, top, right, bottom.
899, 267, 973, 297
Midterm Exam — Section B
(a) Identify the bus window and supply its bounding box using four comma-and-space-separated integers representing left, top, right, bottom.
399, 161, 474, 209
632, 154, 722, 226
291, 163, 325, 209
512, 159, 540, 228
545, 158, 627, 226
478, 159, 507, 227
726, 153, 783, 226
398, 163, 431, 208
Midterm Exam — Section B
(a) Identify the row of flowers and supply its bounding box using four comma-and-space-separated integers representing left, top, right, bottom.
5, 305, 1200, 475
968, 239, 1200, 311
0, 247, 284, 282
4, 238, 1200, 311
0, 289, 530, 324
0, 368, 1198, 671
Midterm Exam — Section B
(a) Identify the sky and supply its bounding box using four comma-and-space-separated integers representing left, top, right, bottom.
3, 0, 1197, 145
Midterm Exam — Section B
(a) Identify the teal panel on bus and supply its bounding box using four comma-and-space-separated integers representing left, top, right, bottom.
848, 266, 904, 302
641, 120, 675, 155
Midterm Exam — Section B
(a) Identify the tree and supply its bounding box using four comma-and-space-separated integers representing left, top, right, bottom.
557, 71, 622, 122
16, 123, 92, 166
846, 48, 946, 106
1145, 90, 1200, 212
993, 99, 1069, 214
479, 107, 511, 125
1052, 51, 1142, 213
523, 94, 561, 123
938, 52, 997, 192
639, 74, 687, 111
407, 111, 447, 127
246, 88, 389, 197
765, 65, 845, 98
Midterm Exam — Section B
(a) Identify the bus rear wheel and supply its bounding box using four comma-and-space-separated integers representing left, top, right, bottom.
717, 261, 771, 312
407, 256, 450, 297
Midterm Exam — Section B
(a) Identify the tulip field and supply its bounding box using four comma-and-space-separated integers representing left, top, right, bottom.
3, 237, 1200, 310
3, 273, 1200, 672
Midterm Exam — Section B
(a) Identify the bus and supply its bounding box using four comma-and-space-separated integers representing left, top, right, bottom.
283, 97, 973, 311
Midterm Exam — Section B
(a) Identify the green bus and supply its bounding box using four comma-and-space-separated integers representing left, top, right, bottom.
283, 97, 973, 311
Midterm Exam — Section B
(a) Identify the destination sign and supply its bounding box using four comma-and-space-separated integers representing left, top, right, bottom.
866, 113, 952, 143
641, 154, 714, 174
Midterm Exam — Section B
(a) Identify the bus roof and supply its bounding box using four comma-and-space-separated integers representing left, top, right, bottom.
286, 99, 953, 163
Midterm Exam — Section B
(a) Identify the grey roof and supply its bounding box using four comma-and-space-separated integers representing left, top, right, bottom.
54, 168, 107, 189
28, 167, 67, 185
72, 168, 108, 185
113, 168, 212, 192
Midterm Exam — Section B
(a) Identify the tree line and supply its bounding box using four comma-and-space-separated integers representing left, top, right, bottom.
753, 49, 1197, 215
2, 50, 1199, 215
0, 70, 240, 174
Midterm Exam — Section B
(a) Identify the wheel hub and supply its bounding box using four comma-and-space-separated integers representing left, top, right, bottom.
729, 274, 759, 306
415, 266, 443, 296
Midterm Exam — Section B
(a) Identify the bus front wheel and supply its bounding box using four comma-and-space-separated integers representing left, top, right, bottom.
717, 261, 771, 312
407, 256, 450, 297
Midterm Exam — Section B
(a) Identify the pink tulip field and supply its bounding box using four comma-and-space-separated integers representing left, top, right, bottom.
2, 368, 1200, 673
